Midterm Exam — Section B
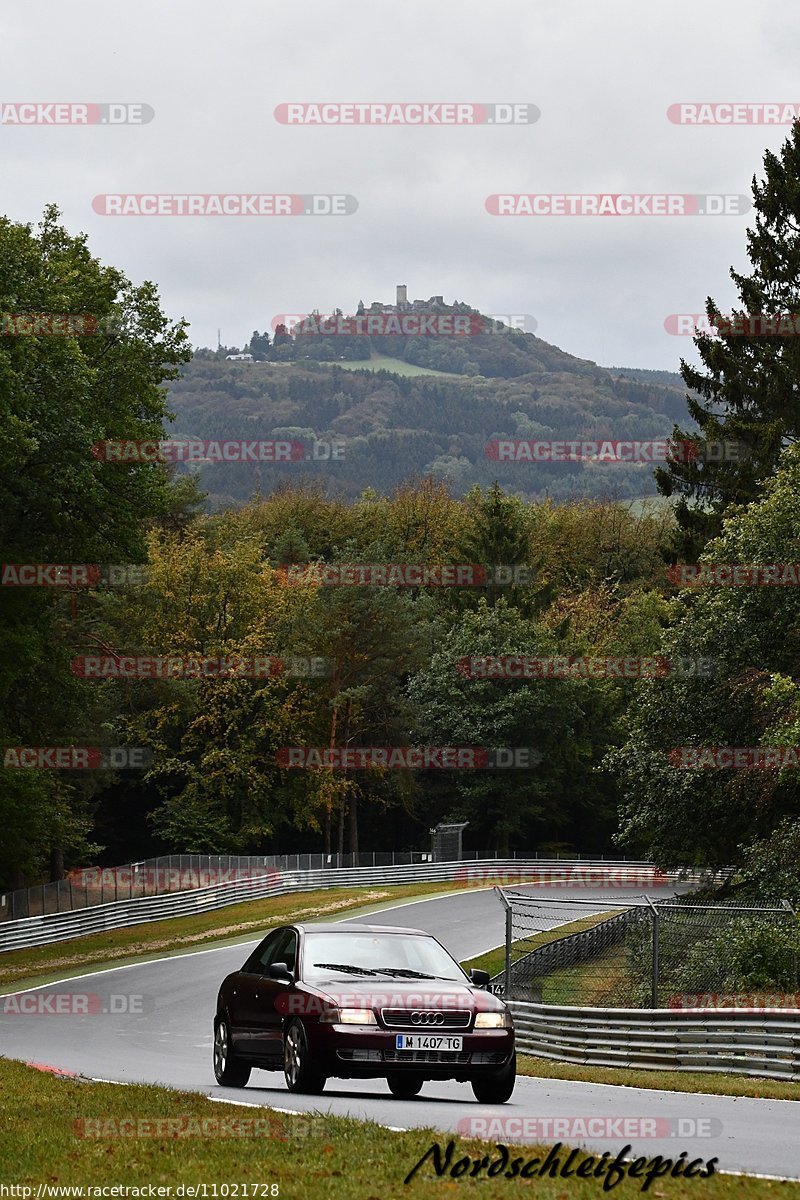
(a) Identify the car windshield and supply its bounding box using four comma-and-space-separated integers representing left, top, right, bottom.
302, 932, 467, 982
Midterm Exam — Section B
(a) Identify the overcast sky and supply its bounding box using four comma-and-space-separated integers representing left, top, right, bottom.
2, 1, 798, 370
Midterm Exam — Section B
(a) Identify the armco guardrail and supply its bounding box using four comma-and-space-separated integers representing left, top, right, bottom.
509, 999, 800, 1080
0, 859, 690, 953
0, 850, 648, 920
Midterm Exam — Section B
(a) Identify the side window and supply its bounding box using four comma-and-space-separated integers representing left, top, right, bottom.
275, 929, 298, 973
242, 930, 282, 974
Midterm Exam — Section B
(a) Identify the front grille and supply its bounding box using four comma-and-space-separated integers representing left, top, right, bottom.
470, 1052, 508, 1064
381, 1008, 471, 1029
383, 1050, 471, 1063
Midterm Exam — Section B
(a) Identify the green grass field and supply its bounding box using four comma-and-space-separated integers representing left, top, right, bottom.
330, 354, 464, 378
1, 1058, 796, 1198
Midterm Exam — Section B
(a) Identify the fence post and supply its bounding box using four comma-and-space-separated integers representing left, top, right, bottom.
494, 887, 513, 1001
645, 895, 660, 1008
781, 900, 798, 989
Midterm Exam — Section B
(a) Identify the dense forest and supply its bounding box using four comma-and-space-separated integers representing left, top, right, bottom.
3, 123, 800, 908
166, 337, 689, 507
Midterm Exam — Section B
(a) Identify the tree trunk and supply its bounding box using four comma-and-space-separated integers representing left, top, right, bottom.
338, 698, 352, 861
49, 847, 65, 882
324, 702, 338, 856
348, 788, 359, 857
337, 792, 346, 858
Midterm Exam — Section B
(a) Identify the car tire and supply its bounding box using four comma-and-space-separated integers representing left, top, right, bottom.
470, 1052, 516, 1104
213, 1017, 251, 1087
283, 1020, 327, 1094
386, 1072, 424, 1099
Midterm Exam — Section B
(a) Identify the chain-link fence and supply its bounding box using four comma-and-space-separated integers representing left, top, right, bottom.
493, 890, 800, 1009
0, 848, 643, 922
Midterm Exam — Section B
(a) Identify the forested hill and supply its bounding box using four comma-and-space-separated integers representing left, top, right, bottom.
167, 317, 689, 508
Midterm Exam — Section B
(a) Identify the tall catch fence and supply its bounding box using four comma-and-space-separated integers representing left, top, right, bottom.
493, 890, 800, 1009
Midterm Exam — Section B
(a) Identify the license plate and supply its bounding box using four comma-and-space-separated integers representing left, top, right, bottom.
395, 1034, 463, 1051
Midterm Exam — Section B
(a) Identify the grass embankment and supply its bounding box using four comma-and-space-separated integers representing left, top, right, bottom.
463, 910, 619, 980
0, 881, 467, 992
1, 1059, 796, 1197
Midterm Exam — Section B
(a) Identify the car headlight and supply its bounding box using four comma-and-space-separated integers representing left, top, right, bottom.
319, 1006, 377, 1025
474, 1010, 512, 1029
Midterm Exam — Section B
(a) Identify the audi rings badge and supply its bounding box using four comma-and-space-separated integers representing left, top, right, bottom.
410, 1011, 445, 1025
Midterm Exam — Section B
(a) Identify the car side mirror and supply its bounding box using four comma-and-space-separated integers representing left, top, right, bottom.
470, 968, 491, 988
268, 961, 293, 982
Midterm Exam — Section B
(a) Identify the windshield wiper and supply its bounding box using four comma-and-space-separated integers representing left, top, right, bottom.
312, 962, 381, 976
370, 967, 436, 979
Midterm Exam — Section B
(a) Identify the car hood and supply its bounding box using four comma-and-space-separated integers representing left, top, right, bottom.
299, 977, 506, 1012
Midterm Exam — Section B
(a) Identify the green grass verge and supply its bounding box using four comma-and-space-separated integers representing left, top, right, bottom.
0, 881, 467, 992
535, 940, 633, 1006
517, 1055, 800, 1102
2, 1058, 796, 1197
462, 910, 618, 980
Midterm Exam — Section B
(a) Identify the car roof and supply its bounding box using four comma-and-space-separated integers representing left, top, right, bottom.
292, 922, 430, 935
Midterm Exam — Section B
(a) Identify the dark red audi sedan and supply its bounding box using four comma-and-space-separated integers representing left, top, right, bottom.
213, 922, 515, 1102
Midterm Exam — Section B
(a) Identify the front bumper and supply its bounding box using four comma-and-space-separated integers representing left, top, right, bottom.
308, 1024, 514, 1079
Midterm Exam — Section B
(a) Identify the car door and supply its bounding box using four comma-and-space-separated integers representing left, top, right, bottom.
233, 929, 284, 1054
248, 927, 299, 1061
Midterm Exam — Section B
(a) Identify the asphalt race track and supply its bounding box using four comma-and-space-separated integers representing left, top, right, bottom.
1, 883, 797, 1181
